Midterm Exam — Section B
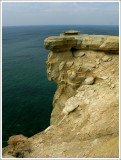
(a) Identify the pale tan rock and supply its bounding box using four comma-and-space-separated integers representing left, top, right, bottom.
44, 36, 76, 52
73, 51, 85, 57
63, 97, 80, 115
44, 34, 119, 52
59, 61, 66, 71
64, 30, 80, 35
102, 76, 109, 80
8, 135, 27, 146
111, 84, 115, 88
85, 77, 95, 85
67, 70, 77, 80
99, 36, 119, 51
83, 62, 96, 68
66, 61, 74, 67
96, 58, 100, 64
102, 55, 112, 62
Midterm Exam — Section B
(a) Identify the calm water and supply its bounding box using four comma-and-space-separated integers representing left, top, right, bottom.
2, 25, 119, 147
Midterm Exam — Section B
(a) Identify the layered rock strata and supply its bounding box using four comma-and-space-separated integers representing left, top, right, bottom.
2, 31, 119, 158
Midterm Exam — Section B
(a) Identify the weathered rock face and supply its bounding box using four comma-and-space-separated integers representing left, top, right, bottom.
44, 34, 119, 52
2, 31, 119, 158
45, 33, 119, 126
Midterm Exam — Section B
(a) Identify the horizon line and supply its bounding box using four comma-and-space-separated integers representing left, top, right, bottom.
2, 24, 119, 27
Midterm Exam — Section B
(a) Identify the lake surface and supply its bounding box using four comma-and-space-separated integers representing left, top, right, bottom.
2, 25, 119, 147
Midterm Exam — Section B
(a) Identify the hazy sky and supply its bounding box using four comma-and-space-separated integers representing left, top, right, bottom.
2, 2, 119, 26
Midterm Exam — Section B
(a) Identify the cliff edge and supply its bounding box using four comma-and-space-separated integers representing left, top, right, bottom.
2, 31, 119, 158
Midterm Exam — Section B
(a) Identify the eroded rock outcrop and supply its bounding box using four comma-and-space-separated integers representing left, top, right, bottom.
45, 33, 119, 126
2, 31, 119, 158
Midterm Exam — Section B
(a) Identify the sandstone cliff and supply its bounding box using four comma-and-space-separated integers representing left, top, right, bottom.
2, 31, 119, 158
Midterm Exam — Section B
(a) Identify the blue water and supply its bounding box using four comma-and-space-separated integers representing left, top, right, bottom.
2, 25, 119, 147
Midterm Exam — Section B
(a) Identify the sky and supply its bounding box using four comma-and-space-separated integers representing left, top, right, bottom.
2, 2, 119, 26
